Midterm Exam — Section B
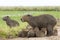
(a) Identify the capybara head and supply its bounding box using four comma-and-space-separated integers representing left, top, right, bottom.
3, 16, 10, 21
21, 15, 32, 22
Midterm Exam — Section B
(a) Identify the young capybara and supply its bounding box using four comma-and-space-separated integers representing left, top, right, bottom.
3, 16, 19, 28
34, 27, 47, 37
53, 29, 57, 36
27, 27, 36, 37
18, 25, 35, 38
21, 14, 57, 36
18, 25, 47, 38
18, 29, 28, 37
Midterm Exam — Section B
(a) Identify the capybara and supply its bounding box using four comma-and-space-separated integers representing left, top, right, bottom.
34, 27, 46, 37
18, 25, 47, 37
18, 29, 28, 37
21, 14, 57, 36
53, 29, 57, 36
18, 25, 35, 38
3, 16, 19, 27
27, 27, 36, 37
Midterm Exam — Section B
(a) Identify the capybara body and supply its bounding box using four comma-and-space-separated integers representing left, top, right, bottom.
3, 16, 19, 27
21, 14, 57, 36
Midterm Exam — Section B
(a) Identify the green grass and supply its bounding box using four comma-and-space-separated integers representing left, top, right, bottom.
0, 11, 60, 38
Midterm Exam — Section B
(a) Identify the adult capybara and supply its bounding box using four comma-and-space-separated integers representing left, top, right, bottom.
21, 14, 57, 36
3, 16, 19, 28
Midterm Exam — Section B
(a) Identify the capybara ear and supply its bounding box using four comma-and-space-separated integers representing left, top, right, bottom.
27, 15, 31, 16
6, 16, 9, 18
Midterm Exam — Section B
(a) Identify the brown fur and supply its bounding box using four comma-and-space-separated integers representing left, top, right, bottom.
3, 16, 19, 27
18, 29, 28, 37
18, 25, 47, 37
34, 27, 46, 37
21, 14, 57, 36
27, 28, 36, 37
53, 29, 57, 36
